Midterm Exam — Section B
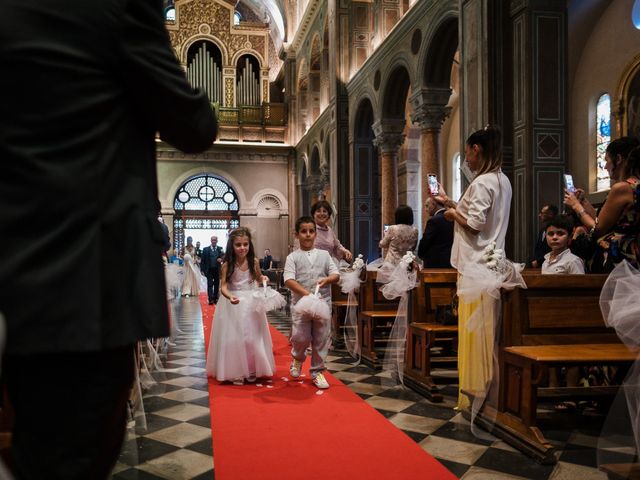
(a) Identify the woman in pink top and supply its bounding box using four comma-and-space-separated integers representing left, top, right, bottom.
311, 200, 353, 262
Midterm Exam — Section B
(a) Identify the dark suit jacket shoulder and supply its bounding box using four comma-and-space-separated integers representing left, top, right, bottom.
0, 0, 217, 354
417, 211, 454, 268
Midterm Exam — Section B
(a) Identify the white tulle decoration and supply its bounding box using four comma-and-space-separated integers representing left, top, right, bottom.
293, 284, 331, 321
598, 260, 640, 463
381, 252, 421, 385
253, 279, 287, 314
339, 254, 366, 362
164, 263, 183, 299
457, 244, 526, 439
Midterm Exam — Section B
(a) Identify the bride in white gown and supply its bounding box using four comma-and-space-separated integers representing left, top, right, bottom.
182, 237, 203, 297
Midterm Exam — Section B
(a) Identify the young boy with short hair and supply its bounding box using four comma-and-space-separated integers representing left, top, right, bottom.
283, 216, 340, 389
541, 215, 585, 274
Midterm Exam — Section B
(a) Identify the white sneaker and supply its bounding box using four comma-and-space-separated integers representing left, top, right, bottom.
232, 378, 244, 386
290, 359, 302, 378
312, 373, 329, 389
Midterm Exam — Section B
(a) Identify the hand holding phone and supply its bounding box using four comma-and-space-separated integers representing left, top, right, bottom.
428, 174, 439, 196
563, 174, 576, 194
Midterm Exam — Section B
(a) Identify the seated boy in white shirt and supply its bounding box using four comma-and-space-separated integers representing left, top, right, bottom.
541, 215, 585, 275
541, 215, 584, 398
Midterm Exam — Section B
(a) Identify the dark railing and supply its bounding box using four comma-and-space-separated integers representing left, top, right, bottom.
214, 103, 287, 126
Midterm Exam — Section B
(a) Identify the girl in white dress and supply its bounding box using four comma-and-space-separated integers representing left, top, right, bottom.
206, 227, 275, 384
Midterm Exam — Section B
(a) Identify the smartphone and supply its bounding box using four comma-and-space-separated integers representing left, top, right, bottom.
563, 174, 576, 194
428, 174, 439, 196
383, 224, 390, 234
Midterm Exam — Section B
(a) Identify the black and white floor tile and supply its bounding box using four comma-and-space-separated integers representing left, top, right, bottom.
111, 298, 622, 479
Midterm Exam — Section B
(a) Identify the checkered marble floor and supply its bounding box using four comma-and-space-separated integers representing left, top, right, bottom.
110, 298, 624, 480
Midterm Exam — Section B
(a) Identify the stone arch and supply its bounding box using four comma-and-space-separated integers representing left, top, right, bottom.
380, 62, 414, 120
166, 166, 248, 210
231, 48, 266, 69
310, 144, 321, 174
421, 15, 459, 88
352, 97, 381, 261
181, 34, 229, 66
615, 52, 640, 138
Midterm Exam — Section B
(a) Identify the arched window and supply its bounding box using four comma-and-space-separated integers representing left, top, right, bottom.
633, 0, 640, 30
173, 175, 240, 254
452, 153, 462, 201
174, 175, 239, 211
596, 93, 611, 191
164, 7, 175, 21
234, 11, 242, 25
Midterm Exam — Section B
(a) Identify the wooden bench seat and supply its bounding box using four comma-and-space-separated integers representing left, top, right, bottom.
357, 271, 400, 368
466, 273, 632, 464
403, 269, 458, 402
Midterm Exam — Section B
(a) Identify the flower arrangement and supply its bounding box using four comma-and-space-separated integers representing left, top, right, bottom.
482, 241, 506, 273
352, 254, 365, 270
401, 251, 417, 271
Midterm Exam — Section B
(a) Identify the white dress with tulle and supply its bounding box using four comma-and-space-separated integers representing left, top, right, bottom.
181, 253, 202, 296
206, 268, 275, 381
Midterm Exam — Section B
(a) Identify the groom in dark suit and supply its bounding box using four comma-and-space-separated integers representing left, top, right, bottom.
0, 1, 217, 478
202, 235, 224, 304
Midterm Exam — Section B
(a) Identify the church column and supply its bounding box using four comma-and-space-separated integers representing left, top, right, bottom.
410, 87, 452, 229
372, 119, 405, 226
509, 0, 568, 262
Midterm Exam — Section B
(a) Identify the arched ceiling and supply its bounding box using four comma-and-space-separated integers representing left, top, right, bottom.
237, 0, 287, 49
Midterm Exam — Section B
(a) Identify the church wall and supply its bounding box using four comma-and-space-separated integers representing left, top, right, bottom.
156, 149, 291, 264
569, 0, 640, 200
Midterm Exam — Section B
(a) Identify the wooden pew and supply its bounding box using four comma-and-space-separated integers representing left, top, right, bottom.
466, 273, 634, 464
357, 270, 400, 368
404, 269, 458, 402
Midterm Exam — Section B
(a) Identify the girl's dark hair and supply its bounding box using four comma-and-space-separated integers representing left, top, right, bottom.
310, 200, 333, 218
626, 146, 640, 178
224, 227, 261, 282
394, 204, 414, 225
466, 125, 503, 175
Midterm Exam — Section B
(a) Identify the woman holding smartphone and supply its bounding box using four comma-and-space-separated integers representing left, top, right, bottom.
564, 136, 640, 272
439, 125, 512, 411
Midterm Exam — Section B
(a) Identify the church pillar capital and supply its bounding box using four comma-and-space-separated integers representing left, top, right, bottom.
410, 87, 452, 131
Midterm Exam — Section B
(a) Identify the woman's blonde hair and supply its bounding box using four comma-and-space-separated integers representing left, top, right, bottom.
467, 125, 502, 176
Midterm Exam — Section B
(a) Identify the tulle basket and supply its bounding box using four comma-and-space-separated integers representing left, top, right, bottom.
252, 280, 287, 314
293, 284, 331, 321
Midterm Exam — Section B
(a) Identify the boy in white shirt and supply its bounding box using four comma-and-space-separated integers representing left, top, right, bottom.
284, 216, 340, 389
541, 215, 584, 274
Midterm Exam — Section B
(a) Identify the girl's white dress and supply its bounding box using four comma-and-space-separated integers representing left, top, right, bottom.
181, 253, 202, 296
206, 268, 275, 381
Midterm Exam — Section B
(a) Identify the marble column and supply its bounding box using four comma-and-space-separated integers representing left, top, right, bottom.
372, 119, 406, 227
410, 87, 452, 229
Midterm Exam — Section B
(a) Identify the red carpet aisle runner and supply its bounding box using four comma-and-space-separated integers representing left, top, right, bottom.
200, 293, 456, 480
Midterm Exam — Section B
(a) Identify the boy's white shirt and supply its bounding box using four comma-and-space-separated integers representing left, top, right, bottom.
283, 248, 339, 304
541, 248, 585, 274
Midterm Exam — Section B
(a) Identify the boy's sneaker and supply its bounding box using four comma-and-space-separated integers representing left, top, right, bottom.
290, 359, 302, 378
312, 373, 330, 389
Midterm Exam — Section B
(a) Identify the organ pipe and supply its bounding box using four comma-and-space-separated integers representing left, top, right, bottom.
187, 42, 222, 104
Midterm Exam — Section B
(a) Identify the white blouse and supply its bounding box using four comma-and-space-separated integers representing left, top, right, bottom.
450, 170, 512, 271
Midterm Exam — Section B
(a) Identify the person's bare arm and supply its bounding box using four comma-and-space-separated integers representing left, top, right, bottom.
565, 182, 632, 235
285, 278, 311, 297
318, 273, 340, 288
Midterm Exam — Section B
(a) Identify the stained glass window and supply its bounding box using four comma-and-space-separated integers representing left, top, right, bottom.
596, 94, 611, 191
165, 7, 175, 21
174, 175, 239, 211
234, 11, 242, 25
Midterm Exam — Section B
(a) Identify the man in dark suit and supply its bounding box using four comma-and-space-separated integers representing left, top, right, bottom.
0, 1, 217, 478
418, 197, 454, 268
530, 204, 558, 267
202, 236, 224, 304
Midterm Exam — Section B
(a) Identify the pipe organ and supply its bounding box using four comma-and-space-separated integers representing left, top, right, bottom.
187, 42, 222, 104
236, 57, 261, 106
